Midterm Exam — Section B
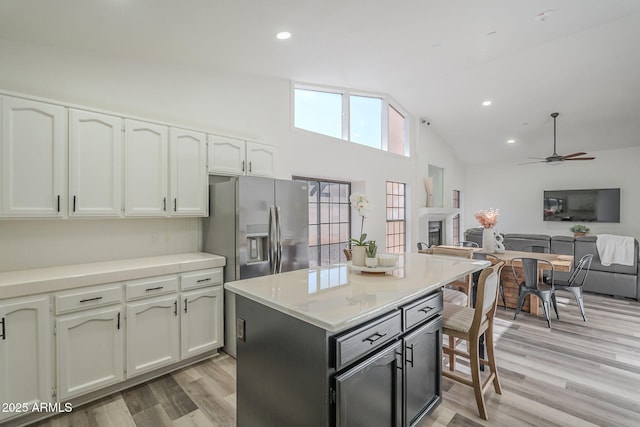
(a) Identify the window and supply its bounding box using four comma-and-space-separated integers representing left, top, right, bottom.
294, 89, 342, 139
350, 95, 382, 149
386, 181, 406, 253
294, 177, 351, 267
453, 190, 461, 245
293, 83, 409, 156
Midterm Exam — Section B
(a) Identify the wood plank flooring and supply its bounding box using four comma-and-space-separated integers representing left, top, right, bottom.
30, 291, 640, 427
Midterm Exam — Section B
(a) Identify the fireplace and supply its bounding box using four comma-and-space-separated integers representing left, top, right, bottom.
417, 207, 461, 247
428, 221, 442, 246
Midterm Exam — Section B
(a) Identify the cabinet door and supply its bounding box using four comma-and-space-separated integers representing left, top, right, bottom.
1, 96, 66, 217
170, 128, 207, 216
334, 341, 402, 427
0, 296, 52, 422
207, 135, 246, 175
404, 316, 442, 426
69, 109, 123, 217
180, 286, 223, 359
246, 141, 275, 177
56, 306, 124, 400
126, 295, 179, 377
124, 119, 169, 216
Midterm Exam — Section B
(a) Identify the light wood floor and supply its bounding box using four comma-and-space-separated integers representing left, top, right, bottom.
31, 291, 640, 427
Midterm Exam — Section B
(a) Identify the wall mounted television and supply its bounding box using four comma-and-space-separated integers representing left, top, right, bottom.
543, 188, 620, 223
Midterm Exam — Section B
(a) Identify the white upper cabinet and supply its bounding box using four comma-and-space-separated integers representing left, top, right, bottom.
1, 96, 66, 217
124, 119, 169, 217
208, 136, 275, 177
170, 128, 207, 216
246, 141, 276, 177
69, 109, 123, 217
207, 135, 246, 175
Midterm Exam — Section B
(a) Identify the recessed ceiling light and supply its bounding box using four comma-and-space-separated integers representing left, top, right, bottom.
507, 139, 516, 144
482, 100, 492, 106
276, 31, 291, 40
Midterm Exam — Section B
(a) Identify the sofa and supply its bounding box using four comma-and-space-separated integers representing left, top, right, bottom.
464, 228, 640, 300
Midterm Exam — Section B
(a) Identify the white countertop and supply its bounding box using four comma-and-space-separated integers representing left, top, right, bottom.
0, 252, 226, 299
225, 252, 489, 332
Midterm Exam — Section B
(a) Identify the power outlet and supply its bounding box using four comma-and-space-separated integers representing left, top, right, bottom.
237, 318, 246, 342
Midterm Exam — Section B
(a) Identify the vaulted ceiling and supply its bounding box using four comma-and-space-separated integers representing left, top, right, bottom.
1, 0, 639, 164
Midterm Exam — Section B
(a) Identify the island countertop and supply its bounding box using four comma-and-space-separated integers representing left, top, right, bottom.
225, 252, 489, 332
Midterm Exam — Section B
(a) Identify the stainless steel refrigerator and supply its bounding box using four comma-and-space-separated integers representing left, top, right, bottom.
203, 175, 309, 356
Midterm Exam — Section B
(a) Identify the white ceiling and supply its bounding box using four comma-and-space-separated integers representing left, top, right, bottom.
2, 0, 640, 164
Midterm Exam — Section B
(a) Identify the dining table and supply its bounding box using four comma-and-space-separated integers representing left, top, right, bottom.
428, 246, 574, 315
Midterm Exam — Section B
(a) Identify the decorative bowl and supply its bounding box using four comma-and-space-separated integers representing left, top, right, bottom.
377, 253, 398, 267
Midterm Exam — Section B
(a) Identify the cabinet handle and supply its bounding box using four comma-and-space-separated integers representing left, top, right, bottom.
242, 160, 245, 172
73, 195, 77, 212
184, 298, 188, 314
117, 312, 121, 330
196, 277, 212, 283
406, 344, 415, 368
163, 197, 167, 211
174, 300, 178, 316
57, 195, 61, 213
363, 332, 387, 344
79, 296, 103, 303
145, 286, 164, 292
174, 198, 177, 212
249, 161, 252, 173
1, 317, 5, 340
419, 306, 435, 314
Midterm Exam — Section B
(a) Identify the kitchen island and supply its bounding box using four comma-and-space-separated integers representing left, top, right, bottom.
224, 252, 489, 427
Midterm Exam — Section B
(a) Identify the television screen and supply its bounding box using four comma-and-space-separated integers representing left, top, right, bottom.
543, 188, 620, 222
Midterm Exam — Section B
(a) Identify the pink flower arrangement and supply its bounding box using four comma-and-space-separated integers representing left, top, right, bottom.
475, 209, 499, 228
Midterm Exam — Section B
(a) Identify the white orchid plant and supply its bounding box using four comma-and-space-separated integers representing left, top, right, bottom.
349, 193, 371, 247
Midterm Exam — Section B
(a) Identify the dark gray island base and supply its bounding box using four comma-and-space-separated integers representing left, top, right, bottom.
226, 253, 489, 426
236, 290, 443, 427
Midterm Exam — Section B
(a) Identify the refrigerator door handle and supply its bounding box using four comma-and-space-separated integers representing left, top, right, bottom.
269, 205, 277, 274
276, 205, 283, 273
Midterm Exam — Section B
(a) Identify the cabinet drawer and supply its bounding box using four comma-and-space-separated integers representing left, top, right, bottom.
126, 275, 179, 301
334, 311, 402, 371
180, 268, 223, 291
403, 291, 442, 330
55, 283, 122, 315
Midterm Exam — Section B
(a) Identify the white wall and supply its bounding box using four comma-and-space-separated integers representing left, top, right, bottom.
463, 146, 640, 241
0, 39, 428, 271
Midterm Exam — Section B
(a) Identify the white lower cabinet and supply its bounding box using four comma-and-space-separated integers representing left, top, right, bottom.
54, 282, 126, 400
126, 294, 180, 377
0, 295, 52, 422
180, 286, 223, 358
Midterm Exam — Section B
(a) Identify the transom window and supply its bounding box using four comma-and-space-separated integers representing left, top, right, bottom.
293, 83, 409, 156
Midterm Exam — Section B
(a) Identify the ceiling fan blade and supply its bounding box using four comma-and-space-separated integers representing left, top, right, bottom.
564, 157, 596, 161
561, 152, 587, 159
527, 157, 548, 160
519, 160, 546, 165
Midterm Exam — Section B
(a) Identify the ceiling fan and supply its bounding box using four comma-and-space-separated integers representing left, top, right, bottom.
521, 112, 596, 165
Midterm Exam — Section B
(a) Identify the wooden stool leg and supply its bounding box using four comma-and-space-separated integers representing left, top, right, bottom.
469, 336, 488, 420
448, 335, 455, 371
486, 323, 502, 394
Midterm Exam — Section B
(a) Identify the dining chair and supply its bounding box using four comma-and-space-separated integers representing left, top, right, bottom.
511, 257, 558, 328
417, 241, 429, 251
456, 241, 480, 248
442, 261, 505, 420
554, 254, 593, 321
427, 246, 475, 305
484, 254, 507, 310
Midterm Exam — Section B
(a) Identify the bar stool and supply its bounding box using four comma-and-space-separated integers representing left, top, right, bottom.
442, 261, 505, 420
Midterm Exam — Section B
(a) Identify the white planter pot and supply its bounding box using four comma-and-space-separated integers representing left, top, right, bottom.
482, 227, 496, 254
352, 246, 366, 266
365, 257, 378, 268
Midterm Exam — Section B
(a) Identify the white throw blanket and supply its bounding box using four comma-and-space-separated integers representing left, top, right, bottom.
596, 234, 636, 266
